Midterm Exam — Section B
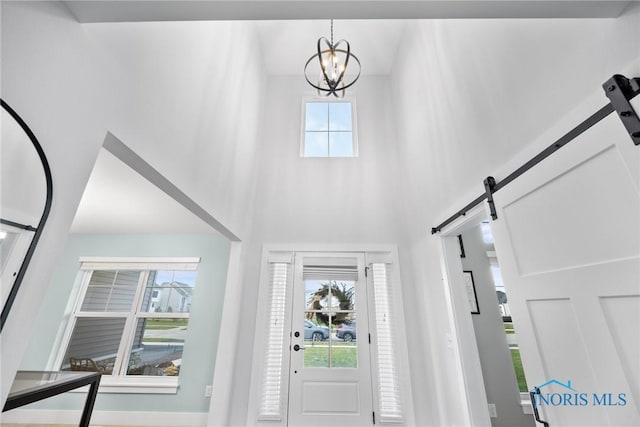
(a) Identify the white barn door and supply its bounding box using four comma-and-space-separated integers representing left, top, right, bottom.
489, 96, 640, 426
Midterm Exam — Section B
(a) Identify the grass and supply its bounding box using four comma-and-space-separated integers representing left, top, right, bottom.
144, 318, 188, 329
304, 341, 357, 368
510, 348, 529, 392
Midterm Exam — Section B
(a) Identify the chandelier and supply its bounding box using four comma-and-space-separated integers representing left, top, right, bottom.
304, 20, 361, 97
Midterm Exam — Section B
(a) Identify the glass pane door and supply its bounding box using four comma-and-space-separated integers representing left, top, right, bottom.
303, 279, 357, 368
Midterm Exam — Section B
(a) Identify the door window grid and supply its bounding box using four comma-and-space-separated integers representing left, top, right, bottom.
303, 279, 357, 369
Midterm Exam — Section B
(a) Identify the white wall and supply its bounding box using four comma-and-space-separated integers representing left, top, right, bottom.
250, 75, 404, 243
84, 20, 266, 239
391, 12, 640, 427
221, 75, 420, 426
392, 17, 640, 234
0, 1, 112, 404
0, 1, 266, 409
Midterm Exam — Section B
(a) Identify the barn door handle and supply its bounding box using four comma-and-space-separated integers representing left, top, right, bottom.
530, 388, 550, 427
293, 344, 305, 351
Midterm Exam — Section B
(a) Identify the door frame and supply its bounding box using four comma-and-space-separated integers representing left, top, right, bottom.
436, 204, 493, 426
246, 243, 415, 427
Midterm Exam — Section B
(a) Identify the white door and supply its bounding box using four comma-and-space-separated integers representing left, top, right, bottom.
489, 97, 640, 426
287, 252, 374, 427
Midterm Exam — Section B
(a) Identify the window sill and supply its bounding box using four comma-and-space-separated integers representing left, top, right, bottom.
70, 375, 179, 394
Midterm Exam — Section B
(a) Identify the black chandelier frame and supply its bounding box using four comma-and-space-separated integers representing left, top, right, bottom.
304, 20, 361, 97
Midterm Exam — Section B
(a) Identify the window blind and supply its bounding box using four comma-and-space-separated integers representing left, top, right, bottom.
302, 256, 358, 281
371, 262, 404, 424
258, 262, 289, 420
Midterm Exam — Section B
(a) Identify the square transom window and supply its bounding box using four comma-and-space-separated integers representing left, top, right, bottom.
302, 100, 357, 157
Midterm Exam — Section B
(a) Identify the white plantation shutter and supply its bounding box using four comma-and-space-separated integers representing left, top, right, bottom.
258, 260, 290, 420
371, 262, 404, 424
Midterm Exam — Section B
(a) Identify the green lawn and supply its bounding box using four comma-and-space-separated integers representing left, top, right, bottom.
510, 348, 528, 392
145, 318, 188, 329
304, 342, 357, 368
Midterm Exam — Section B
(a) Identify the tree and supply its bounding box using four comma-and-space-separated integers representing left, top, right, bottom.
306, 281, 354, 326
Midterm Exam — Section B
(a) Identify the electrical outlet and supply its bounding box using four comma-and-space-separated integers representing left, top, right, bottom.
205, 385, 213, 397
488, 403, 497, 418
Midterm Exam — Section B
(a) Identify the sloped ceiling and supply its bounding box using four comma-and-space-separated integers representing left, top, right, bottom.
71, 149, 218, 234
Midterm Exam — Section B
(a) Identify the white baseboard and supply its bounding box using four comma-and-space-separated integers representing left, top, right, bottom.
0, 409, 208, 426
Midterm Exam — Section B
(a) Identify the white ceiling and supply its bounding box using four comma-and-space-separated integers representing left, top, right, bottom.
63, 1, 633, 22
255, 20, 406, 76
71, 149, 217, 234
63, 1, 633, 76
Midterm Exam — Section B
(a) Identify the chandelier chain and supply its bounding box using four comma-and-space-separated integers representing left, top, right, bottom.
330, 19, 334, 45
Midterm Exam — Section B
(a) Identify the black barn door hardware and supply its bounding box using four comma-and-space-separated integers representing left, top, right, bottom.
457, 234, 465, 258
529, 388, 550, 427
431, 74, 640, 235
603, 74, 640, 145
483, 176, 497, 220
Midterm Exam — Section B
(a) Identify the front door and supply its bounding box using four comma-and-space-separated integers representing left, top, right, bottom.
287, 252, 373, 426
489, 96, 640, 425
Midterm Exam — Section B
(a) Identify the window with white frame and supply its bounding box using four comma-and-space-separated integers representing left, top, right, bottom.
302, 100, 357, 157
56, 258, 199, 381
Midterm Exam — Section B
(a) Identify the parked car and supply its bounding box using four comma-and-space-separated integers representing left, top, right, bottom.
336, 320, 356, 341
304, 320, 329, 341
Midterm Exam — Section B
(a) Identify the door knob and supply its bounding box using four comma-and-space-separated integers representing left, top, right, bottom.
293, 344, 305, 351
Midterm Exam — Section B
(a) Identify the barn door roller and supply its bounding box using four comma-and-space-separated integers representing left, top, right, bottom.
603, 74, 640, 146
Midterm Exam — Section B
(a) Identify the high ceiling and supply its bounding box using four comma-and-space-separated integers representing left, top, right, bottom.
255, 20, 406, 76
63, 0, 633, 76
62, 0, 634, 234
63, 1, 633, 22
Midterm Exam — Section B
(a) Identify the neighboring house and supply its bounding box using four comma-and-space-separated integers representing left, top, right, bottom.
151, 282, 193, 313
